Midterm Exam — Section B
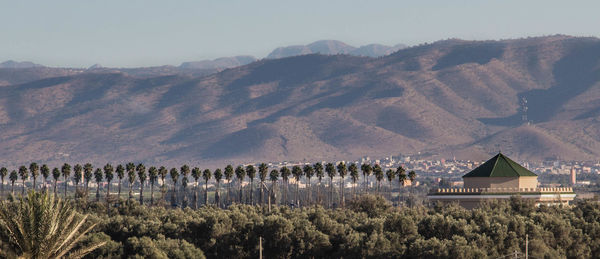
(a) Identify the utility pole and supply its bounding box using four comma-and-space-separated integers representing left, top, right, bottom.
525, 234, 528, 259
259, 236, 263, 259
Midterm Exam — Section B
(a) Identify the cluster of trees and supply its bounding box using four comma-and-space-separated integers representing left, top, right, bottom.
3, 191, 597, 258
0, 162, 417, 209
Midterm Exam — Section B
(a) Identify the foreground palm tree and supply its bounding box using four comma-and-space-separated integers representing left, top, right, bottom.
83, 164, 93, 196
148, 166, 158, 206
9, 170, 18, 195
336, 162, 347, 207
246, 165, 256, 205
19, 166, 29, 195
126, 163, 136, 201
292, 166, 303, 207
202, 169, 212, 206
94, 168, 103, 202
303, 165, 314, 205
115, 164, 124, 200
396, 166, 406, 206
104, 164, 114, 203
373, 164, 383, 194
348, 163, 358, 199
213, 169, 223, 207
0, 191, 105, 258
29, 163, 39, 191
258, 163, 268, 205
224, 165, 234, 205
40, 165, 50, 191
235, 166, 245, 204
325, 163, 336, 208
158, 166, 168, 203
279, 166, 291, 205
136, 164, 146, 205
191, 167, 201, 208
73, 164, 83, 194
269, 169, 279, 206
52, 168, 60, 196
361, 163, 372, 194
313, 162, 324, 205
0, 167, 7, 197
386, 169, 396, 201
169, 168, 179, 207
61, 163, 71, 198
180, 165, 190, 207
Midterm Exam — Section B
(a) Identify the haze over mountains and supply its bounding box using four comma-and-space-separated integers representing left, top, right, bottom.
1, 35, 599, 166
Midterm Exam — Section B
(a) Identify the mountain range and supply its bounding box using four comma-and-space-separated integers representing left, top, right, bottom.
0, 35, 599, 167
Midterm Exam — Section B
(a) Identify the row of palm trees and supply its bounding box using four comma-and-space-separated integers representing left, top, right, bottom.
0, 161, 417, 209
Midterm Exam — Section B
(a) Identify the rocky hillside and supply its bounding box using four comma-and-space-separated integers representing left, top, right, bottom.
1, 35, 599, 166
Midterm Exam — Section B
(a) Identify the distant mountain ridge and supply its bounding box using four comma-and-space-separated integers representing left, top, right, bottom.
0, 35, 599, 166
267, 40, 407, 59
0, 60, 44, 68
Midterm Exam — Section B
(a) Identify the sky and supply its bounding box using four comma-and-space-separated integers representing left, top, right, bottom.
1, 0, 599, 68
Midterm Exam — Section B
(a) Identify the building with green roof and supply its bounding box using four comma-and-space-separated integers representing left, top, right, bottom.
429, 153, 575, 209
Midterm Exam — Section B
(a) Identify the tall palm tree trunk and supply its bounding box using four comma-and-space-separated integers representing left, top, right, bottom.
307, 179, 311, 206
22, 179, 26, 195
96, 184, 100, 202
64, 180, 68, 198
193, 181, 199, 208
11, 182, 15, 195
117, 179, 121, 199
318, 179, 322, 206
128, 183, 133, 201
106, 183, 110, 202
150, 182, 155, 206
215, 181, 220, 207
171, 185, 177, 207
53, 180, 57, 196
296, 180, 299, 207
259, 181, 264, 206
238, 181, 243, 204
33, 178, 36, 191
205, 179, 209, 206
227, 181, 231, 205
340, 178, 345, 208
139, 183, 144, 205
330, 178, 334, 208
250, 179, 254, 205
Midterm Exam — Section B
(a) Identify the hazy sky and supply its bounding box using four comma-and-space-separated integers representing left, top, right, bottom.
1, 0, 598, 68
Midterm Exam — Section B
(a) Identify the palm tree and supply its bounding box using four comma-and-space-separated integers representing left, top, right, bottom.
126, 163, 136, 201
83, 163, 93, 196
0, 167, 7, 197
361, 163, 372, 194
234, 166, 245, 204
396, 166, 406, 206
73, 164, 83, 194
224, 165, 234, 205
9, 170, 17, 195
94, 168, 103, 202
41, 164, 50, 191
258, 163, 268, 205
18, 166, 28, 195
202, 169, 212, 206
115, 164, 125, 199
158, 166, 167, 203
61, 163, 71, 198
336, 162, 347, 207
408, 170, 416, 187
191, 167, 201, 208
279, 166, 290, 206
104, 164, 114, 202
214, 169, 223, 207
325, 163, 336, 208
386, 169, 396, 201
169, 168, 179, 207
269, 169, 279, 207
314, 162, 324, 205
148, 166, 158, 206
348, 163, 359, 199
136, 163, 146, 205
246, 165, 256, 205
373, 164, 383, 194
0, 191, 106, 258
180, 165, 190, 207
291, 166, 303, 207
52, 168, 60, 196
29, 163, 39, 191
303, 165, 314, 205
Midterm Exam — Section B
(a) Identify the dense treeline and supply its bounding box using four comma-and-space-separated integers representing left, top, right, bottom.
0, 162, 418, 208
1, 194, 594, 258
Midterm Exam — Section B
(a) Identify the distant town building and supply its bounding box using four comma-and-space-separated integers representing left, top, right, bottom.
428, 153, 575, 209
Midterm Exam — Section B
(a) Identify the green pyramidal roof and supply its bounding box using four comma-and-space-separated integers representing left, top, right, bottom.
463, 153, 537, 178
